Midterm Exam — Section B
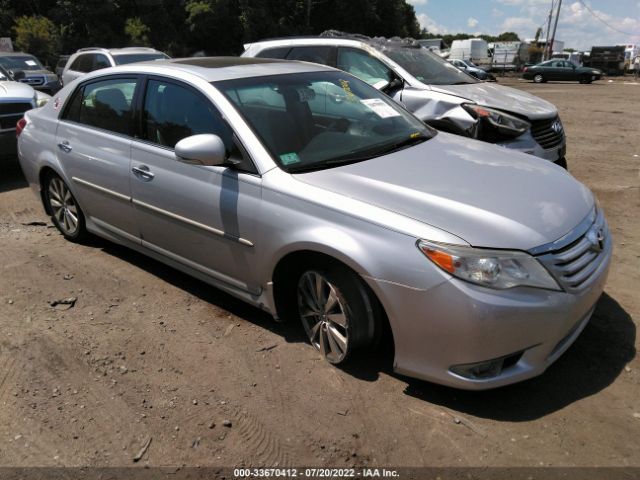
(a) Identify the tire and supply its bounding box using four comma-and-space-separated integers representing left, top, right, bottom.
43, 173, 87, 242
533, 74, 545, 83
296, 264, 381, 365
554, 157, 568, 169
578, 75, 591, 84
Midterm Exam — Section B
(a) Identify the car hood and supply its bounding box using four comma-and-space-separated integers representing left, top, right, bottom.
428, 82, 557, 120
295, 133, 594, 251
0, 80, 35, 100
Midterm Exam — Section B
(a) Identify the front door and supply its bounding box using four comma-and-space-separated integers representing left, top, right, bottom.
130, 78, 262, 293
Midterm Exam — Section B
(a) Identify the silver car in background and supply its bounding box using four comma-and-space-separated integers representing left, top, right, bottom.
17, 58, 611, 389
242, 32, 568, 168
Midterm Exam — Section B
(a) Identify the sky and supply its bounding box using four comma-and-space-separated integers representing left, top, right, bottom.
408, 0, 640, 50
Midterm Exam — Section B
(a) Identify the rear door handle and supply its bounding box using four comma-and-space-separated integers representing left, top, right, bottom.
57, 141, 72, 153
132, 165, 155, 181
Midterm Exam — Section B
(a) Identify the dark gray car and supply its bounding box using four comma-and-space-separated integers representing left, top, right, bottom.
0, 52, 61, 94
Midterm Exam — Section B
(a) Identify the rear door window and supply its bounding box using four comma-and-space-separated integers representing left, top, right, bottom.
62, 77, 138, 135
286, 46, 334, 66
255, 47, 290, 59
337, 48, 393, 86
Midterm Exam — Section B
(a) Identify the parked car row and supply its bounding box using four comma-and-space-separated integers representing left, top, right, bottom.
16, 46, 611, 389
242, 32, 568, 167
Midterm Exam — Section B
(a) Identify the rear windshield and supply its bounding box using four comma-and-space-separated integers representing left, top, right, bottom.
0, 55, 44, 71
383, 47, 477, 85
113, 53, 169, 65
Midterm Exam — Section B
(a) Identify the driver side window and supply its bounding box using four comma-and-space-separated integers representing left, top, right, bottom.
337, 48, 393, 86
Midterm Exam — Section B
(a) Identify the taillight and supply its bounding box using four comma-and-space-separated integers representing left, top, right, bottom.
16, 117, 27, 137
523, 67, 528, 72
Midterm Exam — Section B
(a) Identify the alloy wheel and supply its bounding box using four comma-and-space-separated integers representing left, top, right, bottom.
297, 271, 350, 364
48, 177, 80, 236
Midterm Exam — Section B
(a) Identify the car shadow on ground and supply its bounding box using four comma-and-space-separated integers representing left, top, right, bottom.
91, 236, 634, 420
94, 237, 309, 345
0, 159, 28, 193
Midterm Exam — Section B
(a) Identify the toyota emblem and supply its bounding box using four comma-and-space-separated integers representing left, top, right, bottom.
586, 227, 605, 253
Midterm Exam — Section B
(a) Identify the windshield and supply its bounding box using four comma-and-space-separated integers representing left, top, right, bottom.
462, 60, 477, 68
0, 55, 44, 71
216, 71, 434, 173
113, 53, 169, 65
383, 47, 477, 85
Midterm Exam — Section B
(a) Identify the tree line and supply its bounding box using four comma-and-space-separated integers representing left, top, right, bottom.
1, 0, 421, 67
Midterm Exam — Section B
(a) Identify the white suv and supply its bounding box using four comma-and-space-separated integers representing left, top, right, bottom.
61, 47, 168, 86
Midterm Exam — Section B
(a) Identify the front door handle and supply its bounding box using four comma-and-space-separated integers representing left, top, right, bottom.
57, 141, 72, 153
132, 165, 155, 181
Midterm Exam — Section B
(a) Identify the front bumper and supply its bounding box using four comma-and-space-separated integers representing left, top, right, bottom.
368, 236, 611, 390
494, 129, 566, 164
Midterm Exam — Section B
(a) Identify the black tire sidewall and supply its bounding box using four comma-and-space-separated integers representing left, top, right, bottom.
296, 263, 380, 362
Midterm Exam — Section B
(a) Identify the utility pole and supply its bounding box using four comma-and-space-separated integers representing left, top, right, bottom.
543, 0, 554, 60
548, 0, 563, 60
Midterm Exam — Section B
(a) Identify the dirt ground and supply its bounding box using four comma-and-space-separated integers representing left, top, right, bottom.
0, 76, 638, 471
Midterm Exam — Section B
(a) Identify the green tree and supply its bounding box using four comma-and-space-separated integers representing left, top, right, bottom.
13, 15, 60, 67
125, 17, 151, 46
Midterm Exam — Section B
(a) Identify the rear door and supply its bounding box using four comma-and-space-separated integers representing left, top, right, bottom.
55, 75, 140, 240
130, 77, 262, 293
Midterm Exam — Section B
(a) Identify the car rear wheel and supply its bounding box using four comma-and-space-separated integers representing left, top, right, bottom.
44, 174, 87, 242
533, 74, 545, 83
296, 265, 380, 365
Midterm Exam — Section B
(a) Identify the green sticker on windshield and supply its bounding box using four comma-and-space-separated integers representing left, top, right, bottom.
279, 152, 301, 165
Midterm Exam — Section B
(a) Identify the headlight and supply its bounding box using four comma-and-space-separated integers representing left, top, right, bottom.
417, 240, 560, 291
34, 92, 50, 107
462, 104, 531, 137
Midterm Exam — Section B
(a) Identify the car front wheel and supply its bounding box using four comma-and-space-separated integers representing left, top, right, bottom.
44, 173, 87, 242
579, 74, 592, 84
296, 265, 380, 365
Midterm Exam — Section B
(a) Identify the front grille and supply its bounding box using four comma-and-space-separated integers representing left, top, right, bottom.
537, 210, 609, 292
20, 76, 44, 86
0, 103, 32, 115
530, 116, 564, 149
0, 103, 31, 131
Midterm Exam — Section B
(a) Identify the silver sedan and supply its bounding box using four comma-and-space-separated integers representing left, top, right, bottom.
17, 58, 611, 389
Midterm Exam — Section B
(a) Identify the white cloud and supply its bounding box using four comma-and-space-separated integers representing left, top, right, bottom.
407, 0, 428, 5
501, 16, 537, 31
467, 17, 479, 28
416, 13, 448, 34
491, 8, 505, 17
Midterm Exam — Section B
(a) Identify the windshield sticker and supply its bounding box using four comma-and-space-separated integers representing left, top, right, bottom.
360, 98, 401, 118
410, 132, 421, 139
279, 152, 301, 165
25, 60, 37, 66
338, 79, 357, 103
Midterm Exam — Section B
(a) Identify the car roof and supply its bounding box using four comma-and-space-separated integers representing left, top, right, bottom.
246, 31, 421, 51
74, 47, 164, 55
98, 56, 336, 82
0, 52, 37, 57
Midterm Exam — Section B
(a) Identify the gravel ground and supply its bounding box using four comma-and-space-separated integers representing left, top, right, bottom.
0, 77, 638, 470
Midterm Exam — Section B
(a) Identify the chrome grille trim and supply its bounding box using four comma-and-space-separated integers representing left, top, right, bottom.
530, 116, 565, 150
535, 208, 609, 293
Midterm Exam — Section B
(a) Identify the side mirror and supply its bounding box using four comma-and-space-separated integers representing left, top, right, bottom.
175, 134, 226, 166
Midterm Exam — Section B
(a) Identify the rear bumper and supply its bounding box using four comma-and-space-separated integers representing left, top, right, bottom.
367, 239, 611, 390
